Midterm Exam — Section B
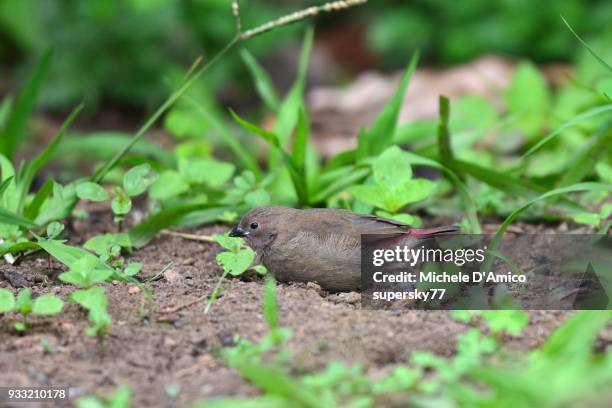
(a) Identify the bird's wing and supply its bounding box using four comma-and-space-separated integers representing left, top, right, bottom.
348, 212, 410, 236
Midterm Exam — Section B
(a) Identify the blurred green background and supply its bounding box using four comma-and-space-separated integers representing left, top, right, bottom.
1, 0, 611, 112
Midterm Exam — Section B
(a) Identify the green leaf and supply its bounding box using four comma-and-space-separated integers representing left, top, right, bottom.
0, 175, 14, 199
596, 162, 612, 183
23, 178, 53, 220
149, 170, 190, 200
216, 248, 255, 276
542, 310, 612, 358
178, 158, 235, 187
373, 146, 413, 189
0, 49, 52, 159
0, 288, 15, 313
357, 52, 419, 160
84, 233, 131, 256
0, 206, 39, 228
241, 49, 280, 112
184, 96, 261, 178
46, 221, 64, 239
348, 184, 388, 210
32, 295, 63, 315
390, 179, 436, 211
70, 287, 108, 311
505, 61, 551, 135
15, 288, 32, 316
124, 262, 142, 276
111, 189, 132, 216
123, 163, 157, 197
244, 189, 270, 208
292, 106, 309, 175
573, 213, 601, 226
213, 234, 243, 252
76, 182, 109, 202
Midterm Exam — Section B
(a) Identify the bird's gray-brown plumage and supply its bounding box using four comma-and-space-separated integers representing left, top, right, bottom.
230, 206, 458, 291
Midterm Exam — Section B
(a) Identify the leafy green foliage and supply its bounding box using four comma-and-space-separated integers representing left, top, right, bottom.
0, 288, 63, 331
70, 287, 112, 346
214, 234, 256, 277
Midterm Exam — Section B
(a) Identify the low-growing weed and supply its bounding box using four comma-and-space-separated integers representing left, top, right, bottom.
0, 287, 63, 331
70, 287, 112, 349
205, 234, 267, 314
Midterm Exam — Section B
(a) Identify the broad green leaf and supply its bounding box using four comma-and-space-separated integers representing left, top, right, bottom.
348, 184, 388, 211
505, 61, 551, 135
149, 170, 189, 200
124, 262, 142, 276
373, 146, 413, 189
84, 233, 131, 256
387, 179, 435, 212
70, 287, 108, 311
111, 190, 132, 215
178, 158, 235, 187
573, 213, 601, 226
213, 234, 243, 252
46, 221, 64, 238
244, 189, 270, 208
241, 49, 280, 112
216, 248, 255, 276
542, 310, 612, 358
32, 295, 63, 315
123, 163, 157, 197
0, 288, 15, 313
76, 182, 109, 202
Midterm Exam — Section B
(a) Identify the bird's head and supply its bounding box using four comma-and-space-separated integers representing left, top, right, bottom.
229, 206, 293, 251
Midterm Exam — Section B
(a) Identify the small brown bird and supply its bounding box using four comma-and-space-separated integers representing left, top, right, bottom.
230, 206, 458, 291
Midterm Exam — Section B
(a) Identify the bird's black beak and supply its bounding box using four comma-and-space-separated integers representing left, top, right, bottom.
229, 225, 247, 237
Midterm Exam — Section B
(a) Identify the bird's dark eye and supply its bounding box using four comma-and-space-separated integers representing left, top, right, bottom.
250, 222, 259, 230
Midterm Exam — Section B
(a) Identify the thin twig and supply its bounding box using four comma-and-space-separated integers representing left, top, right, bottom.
160, 230, 217, 243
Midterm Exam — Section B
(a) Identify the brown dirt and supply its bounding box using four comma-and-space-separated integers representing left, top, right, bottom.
0, 220, 573, 407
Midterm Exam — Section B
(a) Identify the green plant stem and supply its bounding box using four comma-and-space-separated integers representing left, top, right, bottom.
205, 269, 230, 314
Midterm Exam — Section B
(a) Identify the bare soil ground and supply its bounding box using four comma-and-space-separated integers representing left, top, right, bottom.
0, 213, 575, 407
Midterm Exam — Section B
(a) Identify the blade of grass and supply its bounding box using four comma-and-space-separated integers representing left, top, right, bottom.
17, 103, 84, 212
0, 49, 52, 159
405, 152, 481, 233
484, 182, 612, 269
91, 36, 240, 184
561, 16, 612, 74
0, 176, 14, 198
230, 109, 308, 205
241, 49, 280, 112
437, 95, 453, 163
23, 178, 53, 221
0, 207, 38, 228
185, 95, 261, 177
522, 104, 612, 158
357, 52, 419, 160
558, 121, 612, 187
